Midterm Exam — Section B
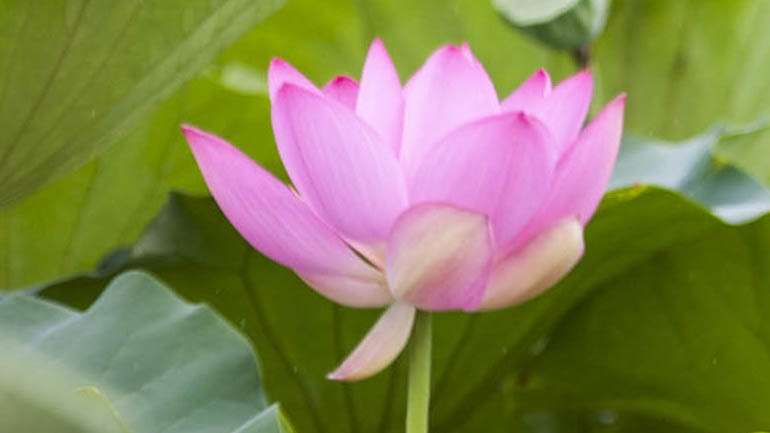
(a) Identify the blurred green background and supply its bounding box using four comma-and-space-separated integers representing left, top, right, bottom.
2, 0, 770, 432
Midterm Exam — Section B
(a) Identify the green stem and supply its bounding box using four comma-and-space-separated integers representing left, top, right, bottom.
406, 310, 432, 433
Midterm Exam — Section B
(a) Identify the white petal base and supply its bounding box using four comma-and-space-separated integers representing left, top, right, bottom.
327, 302, 416, 381
477, 218, 584, 311
386, 204, 493, 311
298, 270, 392, 308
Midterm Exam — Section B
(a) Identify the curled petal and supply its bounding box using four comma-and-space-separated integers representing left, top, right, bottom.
322, 75, 359, 109
182, 125, 391, 308
386, 204, 493, 311
477, 218, 584, 311
500, 69, 552, 112
531, 69, 593, 154
357, 38, 404, 154
409, 112, 556, 248
328, 302, 416, 381
400, 43, 499, 178
271, 84, 408, 243
268, 58, 319, 100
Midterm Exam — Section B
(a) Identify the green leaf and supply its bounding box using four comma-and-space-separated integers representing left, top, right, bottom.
2, 271, 294, 433
0, 76, 279, 290
38, 183, 770, 432
492, 0, 582, 24
0, 0, 284, 207
610, 122, 770, 223
494, 0, 611, 50
1, 351, 131, 433
507, 205, 770, 432
595, 0, 770, 182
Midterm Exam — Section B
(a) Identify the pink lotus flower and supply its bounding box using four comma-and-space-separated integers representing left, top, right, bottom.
182, 39, 625, 381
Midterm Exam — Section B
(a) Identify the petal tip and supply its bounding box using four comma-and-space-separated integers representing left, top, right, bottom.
179, 123, 197, 135
458, 42, 478, 64
576, 68, 593, 79
436, 43, 469, 59
326, 303, 415, 381
535, 68, 552, 86
562, 68, 593, 92
332, 75, 355, 85
268, 57, 288, 69
180, 124, 218, 151
268, 58, 320, 99
370, 37, 385, 49
514, 110, 548, 132
598, 93, 627, 121
325, 370, 345, 381
515, 110, 531, 122
365, 37, 394, 61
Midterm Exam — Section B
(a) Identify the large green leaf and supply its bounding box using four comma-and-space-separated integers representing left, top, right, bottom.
38, 183, 770, 432
610, 123, 770, 223
0, 75, 278, 290
1, 271, 293, 433
1, 344, 131, 433
594, 0, 770, 182
508, 212, 770, 432
0, 0, 284, 207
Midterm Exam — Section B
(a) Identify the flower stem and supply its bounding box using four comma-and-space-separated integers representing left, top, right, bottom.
406, 310, 432, 433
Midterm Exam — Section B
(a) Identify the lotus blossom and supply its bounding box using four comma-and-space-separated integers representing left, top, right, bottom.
182, 39, 625, 381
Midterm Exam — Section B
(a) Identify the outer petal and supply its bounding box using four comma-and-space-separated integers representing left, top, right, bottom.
500, 69, 552, 112
409, 112, 556, 248
503, 94, 625, 254
271, 84, 408, 242
400, 44, 500, 178
386, 204, 493, 311
322, 75, 359, 109
267, 58, 319, 100
531, 69, 593, 154
328, 302, 415, 381
539, 94, 626, 226
182, 125, 391, 307
476, 218, 584, 311
357, 38, 404, 154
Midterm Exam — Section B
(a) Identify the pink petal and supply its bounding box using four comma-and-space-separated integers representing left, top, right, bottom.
297, 272, 390, 307
322, 75, 359, 109
500, 69, 552, 112
328, 302, 415, 381
386, 204, 493, 311
409, 112, 556, 249
476, 218, 584, 311
540, 94, 627, 226
182, 125, 392, 308
267, 58, 319, 100
503, 94, 626, 254
357, 38, 404, 154
271, 84, 408, 243
531, 69, 593, 154
399, 44, 500, 179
